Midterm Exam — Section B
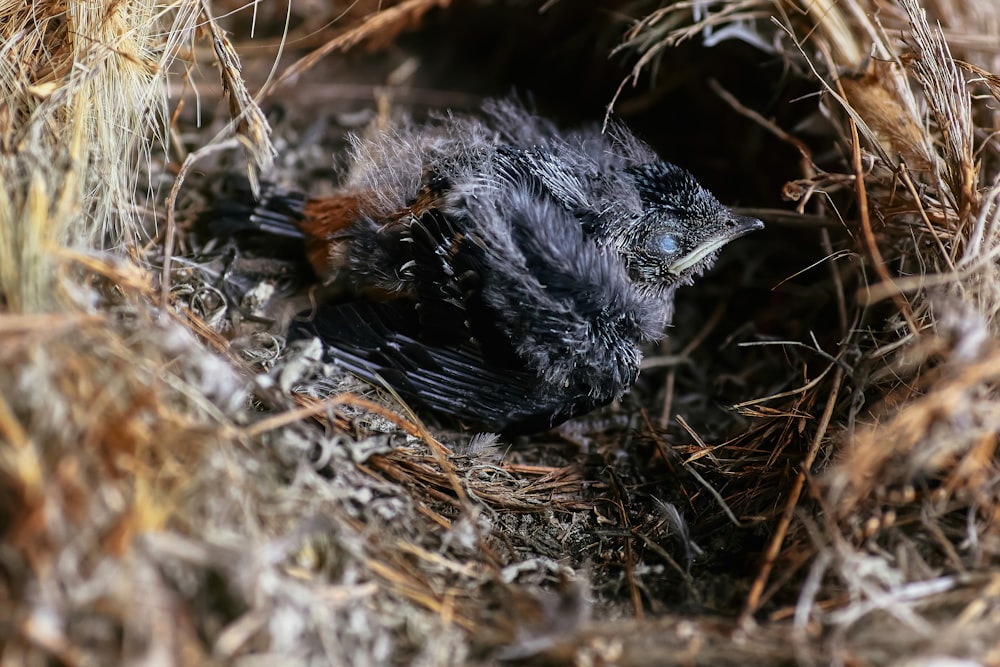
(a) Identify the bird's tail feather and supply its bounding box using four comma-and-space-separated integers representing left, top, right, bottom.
199, 176, 308, 240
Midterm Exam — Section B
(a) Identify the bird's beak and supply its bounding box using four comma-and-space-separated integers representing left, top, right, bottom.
730, 215, 765, 239
667, 214, 763, 275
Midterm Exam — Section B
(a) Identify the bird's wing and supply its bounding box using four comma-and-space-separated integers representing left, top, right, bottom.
288, 207, 601, 433
289, 301, 561, 431
289, 300, 597, 434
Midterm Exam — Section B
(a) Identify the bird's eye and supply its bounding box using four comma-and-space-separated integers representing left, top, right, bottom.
649, 233, 678, 256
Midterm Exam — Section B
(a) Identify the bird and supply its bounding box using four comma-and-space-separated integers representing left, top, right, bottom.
202, 99, 763, 434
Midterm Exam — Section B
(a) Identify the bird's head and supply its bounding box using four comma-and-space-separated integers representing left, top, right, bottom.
615, 162, 762, 290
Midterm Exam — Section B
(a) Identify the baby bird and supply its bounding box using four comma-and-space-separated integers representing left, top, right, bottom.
204, 99, 762, 433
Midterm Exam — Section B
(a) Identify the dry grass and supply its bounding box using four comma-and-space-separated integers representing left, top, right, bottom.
3, 0, 1000, 664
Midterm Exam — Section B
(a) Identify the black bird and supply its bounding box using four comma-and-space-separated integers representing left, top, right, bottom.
203, 99, 762, 433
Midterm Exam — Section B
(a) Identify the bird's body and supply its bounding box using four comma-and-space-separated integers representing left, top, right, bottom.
204, 100, 761, 433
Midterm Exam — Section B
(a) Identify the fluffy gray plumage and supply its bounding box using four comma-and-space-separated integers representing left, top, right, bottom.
213, 99, 762, 433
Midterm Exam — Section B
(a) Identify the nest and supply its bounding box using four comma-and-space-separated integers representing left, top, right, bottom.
3, 0, 1000, 664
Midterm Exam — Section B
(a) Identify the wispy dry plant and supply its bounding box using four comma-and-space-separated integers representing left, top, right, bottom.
0, 0, 275, 311
0, 0, 277, 662
5, 0, 1000, 664
612, 0, 1000, 659
2, 0, 172, 309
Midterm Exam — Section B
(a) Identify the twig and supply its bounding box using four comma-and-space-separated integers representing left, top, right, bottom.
675, 416, 744, 528
841, 104, 920, 334
740, 365, 845, 624
161, 137, 241, 308
608, 469, 644, 621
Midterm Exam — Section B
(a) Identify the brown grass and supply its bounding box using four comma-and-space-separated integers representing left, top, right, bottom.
3, 0, 1000, 664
